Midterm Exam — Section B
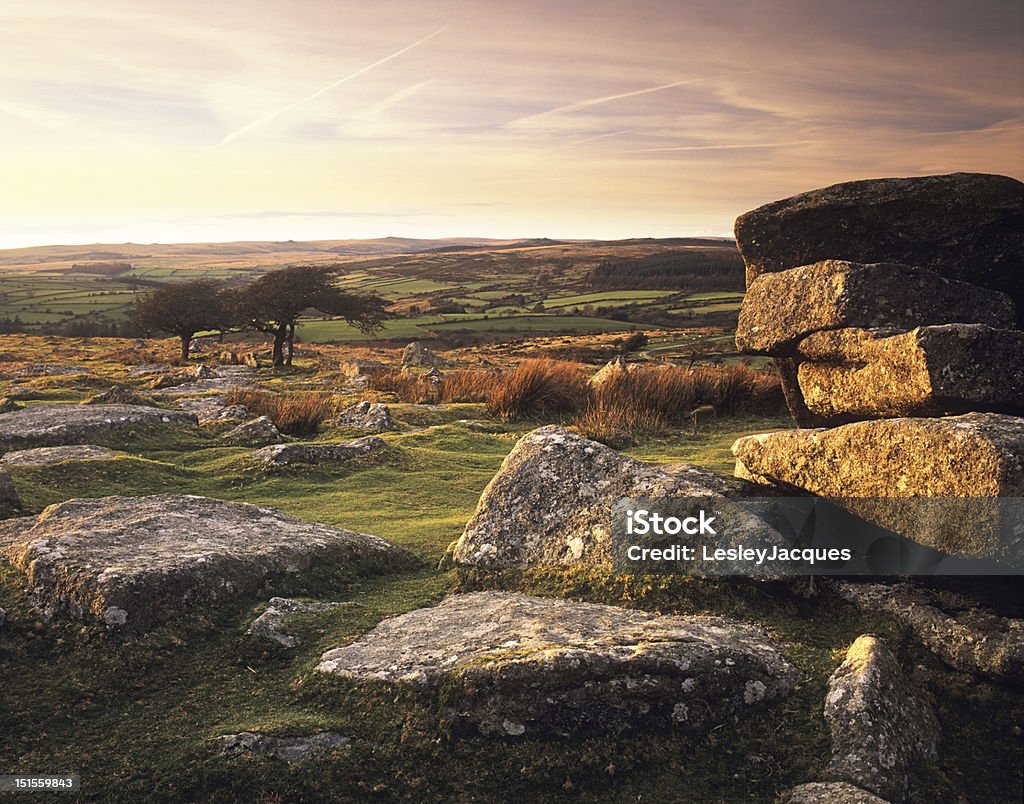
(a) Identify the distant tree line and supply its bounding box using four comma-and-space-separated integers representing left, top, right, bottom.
134, 265, 388, 366
586, 249, 745, 291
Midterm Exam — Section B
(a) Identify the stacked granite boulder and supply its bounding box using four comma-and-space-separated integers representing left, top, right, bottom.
731, 173, 1024, 568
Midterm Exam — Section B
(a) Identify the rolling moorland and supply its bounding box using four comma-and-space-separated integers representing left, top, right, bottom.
0, 232, 1020, 803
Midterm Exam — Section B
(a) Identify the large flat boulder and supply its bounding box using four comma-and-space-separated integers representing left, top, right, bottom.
825, 635, 940, 801
0, 494, 416, 636
796, 325, 1024, 420
316, 591, 797, 737
732, 413, 1024, 566
734, 173, 1024, 322
0, 404, 197, 451
451, 426, 763, 568
1, 445, 117, 466
735, 260, 1015, 355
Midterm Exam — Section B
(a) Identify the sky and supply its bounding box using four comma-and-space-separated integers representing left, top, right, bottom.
0, 0, 1021, 248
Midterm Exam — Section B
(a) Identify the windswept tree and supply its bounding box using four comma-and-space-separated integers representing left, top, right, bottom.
134, 278, 232, 361
235, 265, 388, 367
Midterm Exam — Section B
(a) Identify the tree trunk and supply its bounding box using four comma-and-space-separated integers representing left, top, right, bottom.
180, 333, 193, 362
285, 323, 296, 366
272, 324, 287, 368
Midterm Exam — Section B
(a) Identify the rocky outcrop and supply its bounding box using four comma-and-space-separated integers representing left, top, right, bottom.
451, 426, 768, 568
401, 342, 453, 368
316, 591, 797, 737
734, 172, 1024, 322
216, 732, 350, 763
0, 404, 197, 451
782, 782, 890, 803
83, 385, 156, 407
250, 436, 387, 468
824, 635, 940, 801
796, 325, 1024, 420
732, 413, 1024, 567
246, 597, 345, 647
0, 494, 415, 636
832, 582, 1024, 683
335, 401, 394, 432
176, 397, 250, 424
735, 261, 1014, 356
1, 445, 116, 466
224, 416, 281, 446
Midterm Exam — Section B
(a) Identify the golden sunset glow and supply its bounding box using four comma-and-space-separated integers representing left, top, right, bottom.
1, 0, 1021, 247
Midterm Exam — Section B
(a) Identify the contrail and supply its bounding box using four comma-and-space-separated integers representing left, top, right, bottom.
508, 63, 800, 127
213, 27, 447, 148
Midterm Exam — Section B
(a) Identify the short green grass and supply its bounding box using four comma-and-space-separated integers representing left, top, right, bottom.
0, 404, 1020, 803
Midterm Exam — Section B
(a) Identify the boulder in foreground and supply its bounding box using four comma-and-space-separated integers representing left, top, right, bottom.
0, 494, 415, 636
735, 260, 1014, 355
825, 635, 940, 801
733, 172, 1024, 321
0, 404, 197, 451
796, 324, 1024, 420
452, 426, 766, 568
317, 591, 797, 737
732, 413, 1024, 567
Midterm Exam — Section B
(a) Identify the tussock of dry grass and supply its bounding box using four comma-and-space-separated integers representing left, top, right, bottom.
367, 369, 436, 404
485, 359, 590, 421
223, 387, 337, 436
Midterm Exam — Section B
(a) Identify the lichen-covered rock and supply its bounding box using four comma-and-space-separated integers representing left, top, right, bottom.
176, 397, 250, 424
0, 467, 21, 518
224, 416, 281, 446
337, 359, 386, 377
316, 591, 797, 737
335, 401, 394, 432
796, 325, 1024, 420
735, 260, 1015, 355
732, 413, 1024, 566
590, 356, 631, 386
216, 731, 350, 763
825, 635, 940, 801
246, 597, 345, 647
833, 582, 1024, 683
83, 385, 155, 407
734, 173, 1024, 322
0, 494, 416, 636
250, 436, 387, 468
1, 445, 116, 466
0, 404, 197, 451
452, 426, 767, 568
401, 342, 453, 368
782, 782, 890, 803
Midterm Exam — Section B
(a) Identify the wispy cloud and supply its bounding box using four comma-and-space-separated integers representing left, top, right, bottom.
627, 139, 818, 153
212, 27, 446, 148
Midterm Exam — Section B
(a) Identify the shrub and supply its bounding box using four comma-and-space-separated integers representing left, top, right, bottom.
486, 359, 589, 421
222, 388, 336, 436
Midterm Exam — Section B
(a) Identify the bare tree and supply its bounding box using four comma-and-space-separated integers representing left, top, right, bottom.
134, 279, 231, 361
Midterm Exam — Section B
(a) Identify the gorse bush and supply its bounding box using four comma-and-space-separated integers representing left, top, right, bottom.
486, 359, 590, 421
222, 388, 336, 436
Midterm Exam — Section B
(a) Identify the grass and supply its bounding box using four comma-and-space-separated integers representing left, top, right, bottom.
0, 334, 1020, 803
222, 388, 338, 436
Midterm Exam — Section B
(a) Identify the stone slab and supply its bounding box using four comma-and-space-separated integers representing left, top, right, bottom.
0, 404, 197, 451
0, 494, 416, 636
1, 445, 117, 466
735, 260, 1015, 356
250, 436, 387, 467
317, 591, 797, 737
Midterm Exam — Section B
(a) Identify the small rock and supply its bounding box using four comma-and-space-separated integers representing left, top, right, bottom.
589, 356, 631, 386
224, 416, 281, 446
825, 635, 940, 801
335, 401, 394, 432
401, 342, 453, 368
316, 591, 797, 737
251, 436, 387, 468
337, 359, 386, 377
216, 731, 349, 763
83, 385, 154, 407
246, 597, 344, 647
